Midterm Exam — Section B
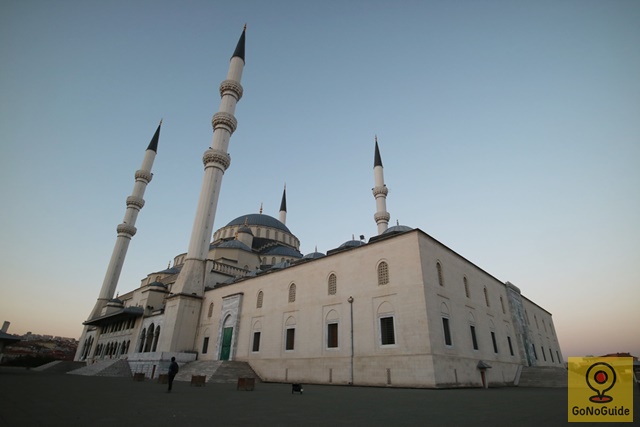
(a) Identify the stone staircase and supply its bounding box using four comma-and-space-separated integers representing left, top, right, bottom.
67, 359, 132, 378
517, 366, 567, 388
175, 360, 260, 384
33, 361, 86, 373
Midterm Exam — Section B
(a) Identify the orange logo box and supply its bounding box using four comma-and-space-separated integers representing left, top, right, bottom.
568, 357, 633, 423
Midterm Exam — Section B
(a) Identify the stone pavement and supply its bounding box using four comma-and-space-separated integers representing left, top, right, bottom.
0, 367, 637, 426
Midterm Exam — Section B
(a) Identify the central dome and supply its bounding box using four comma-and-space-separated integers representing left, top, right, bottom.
225, 214, 291, 233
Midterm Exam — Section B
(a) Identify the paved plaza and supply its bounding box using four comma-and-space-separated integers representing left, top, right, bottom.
0, 367, 636, 426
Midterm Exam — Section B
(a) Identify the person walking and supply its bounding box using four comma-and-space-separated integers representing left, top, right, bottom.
167, 357, 179, 392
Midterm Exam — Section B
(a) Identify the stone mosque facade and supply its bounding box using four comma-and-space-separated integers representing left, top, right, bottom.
74, 28, 564, 388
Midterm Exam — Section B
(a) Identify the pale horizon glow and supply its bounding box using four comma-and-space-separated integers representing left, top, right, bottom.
1, 0, 638, 360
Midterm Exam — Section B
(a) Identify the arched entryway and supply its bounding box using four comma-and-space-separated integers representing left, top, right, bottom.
219, 315, 234, 360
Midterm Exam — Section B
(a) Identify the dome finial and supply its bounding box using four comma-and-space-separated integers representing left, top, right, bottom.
259, 202, 263, 214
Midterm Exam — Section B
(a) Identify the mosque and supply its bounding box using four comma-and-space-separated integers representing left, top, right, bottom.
74, 28, 564, 388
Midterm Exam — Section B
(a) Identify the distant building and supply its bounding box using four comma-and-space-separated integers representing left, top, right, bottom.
74, 28, 563, 388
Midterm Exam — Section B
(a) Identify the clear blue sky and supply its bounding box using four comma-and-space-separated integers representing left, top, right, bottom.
1, 0, 638, 359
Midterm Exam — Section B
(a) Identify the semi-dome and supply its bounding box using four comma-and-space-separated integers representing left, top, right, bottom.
218, 240, 253, 252
225, 214, 291, 233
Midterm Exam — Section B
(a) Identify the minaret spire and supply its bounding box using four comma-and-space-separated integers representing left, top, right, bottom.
161, 27, 246, 353
279, 183, 287, 224
372, 135, 390, 234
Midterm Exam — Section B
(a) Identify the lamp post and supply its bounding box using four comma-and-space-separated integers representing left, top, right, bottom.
348, 296, 354, 385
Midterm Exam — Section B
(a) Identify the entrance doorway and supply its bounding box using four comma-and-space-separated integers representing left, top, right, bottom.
220, 316, 233, 360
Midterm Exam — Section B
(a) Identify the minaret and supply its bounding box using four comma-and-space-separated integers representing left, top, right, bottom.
90, 121, 162, 319
75, 122, 161, 361
372, 136, 390, 234
160, 27, 246, 352
279, 184, 287, 224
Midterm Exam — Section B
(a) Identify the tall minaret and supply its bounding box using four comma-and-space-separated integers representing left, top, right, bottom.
75, 122, 161, 361
279, 184, 287, 224
89, 121, 162, 319
372, 136, 390, 234
160, 27, 246, 352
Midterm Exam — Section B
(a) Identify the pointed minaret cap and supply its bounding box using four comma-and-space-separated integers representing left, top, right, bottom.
232, 25, 246, 62
147, 119, 162, 152
374, 135, 383, 168
279, 184, 287, 212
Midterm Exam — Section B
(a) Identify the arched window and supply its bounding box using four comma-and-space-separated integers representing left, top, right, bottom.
288, 283, 296, 303
271, 257, 276, 265
152, 326, 160, 352
138, 328, 146, 352
464, 276, 470, 298
144, 324, 154, 352
257, 291, 264, 308
328, 273, 337, 295
208, 302, 214, 318
436, 262, 444, 286
377, 261, 389, 285
484, 287, 490, 307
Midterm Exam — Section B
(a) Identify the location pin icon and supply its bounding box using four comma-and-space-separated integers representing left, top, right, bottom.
585, 362, 616, 403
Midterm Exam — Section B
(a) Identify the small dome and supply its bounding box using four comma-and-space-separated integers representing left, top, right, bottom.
238, 225, 253, 235
218, 240, 253, 252
383, 225, 413, 235
303, 251, 326, 260
338, 240, 365, 249
261, 245, 303, 258
269, 260, 291, 270
148, 281, 167, 288
107, 298, 123, 307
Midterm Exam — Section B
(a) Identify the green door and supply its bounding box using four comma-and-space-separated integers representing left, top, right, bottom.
220, 327, 233, 360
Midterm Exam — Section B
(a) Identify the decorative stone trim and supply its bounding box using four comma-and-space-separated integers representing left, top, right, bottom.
117, 223, 137, 237
374, 212, 391, 222
219, 79, 243, 101
372, 185, 389, 197
135, 169, 152, 183
211, 112, 237, 134
126, 196, 145, 210
202, 149, 231, 171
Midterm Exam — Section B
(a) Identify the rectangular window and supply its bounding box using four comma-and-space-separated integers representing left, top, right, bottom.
380, 316, 395, 345
285, 328, 295, 350
541, 346, 547, 361
549, 348, 554, 363
442, 318, 452, 346
470, 325, 478, 350
532, 344, 538, 360
202, 337, 209, 354
327, 323, 338, 348
556, 350, 561, 363
252, 332, 261, 352
507, 336, 514, 356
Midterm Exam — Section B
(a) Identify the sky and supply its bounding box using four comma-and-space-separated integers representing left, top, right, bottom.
1, 0, 638, 359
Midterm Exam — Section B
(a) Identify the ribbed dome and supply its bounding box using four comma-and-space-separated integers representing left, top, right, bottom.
225, 214, 291, 233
